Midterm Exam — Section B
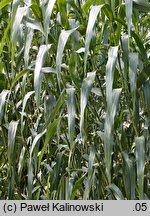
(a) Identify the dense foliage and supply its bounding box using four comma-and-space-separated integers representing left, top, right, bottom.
0, 0, 150, 200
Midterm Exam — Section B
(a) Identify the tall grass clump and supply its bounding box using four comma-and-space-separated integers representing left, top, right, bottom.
0, 0, 150, 200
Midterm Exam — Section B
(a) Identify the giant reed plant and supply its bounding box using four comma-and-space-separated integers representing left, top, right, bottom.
0, 0, 150, 200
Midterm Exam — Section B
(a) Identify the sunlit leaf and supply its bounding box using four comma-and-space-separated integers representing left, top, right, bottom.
8, 121, 18, 165
0, 90, 9, 125
66, 85, 75, 149
0, 0, 13, 10
80, 71, 96, 143
135, 136, 145, 199
84, 5, 102, 73
125, 0, 133, 37
56, 28, 78, 89
34, 44, 51, 106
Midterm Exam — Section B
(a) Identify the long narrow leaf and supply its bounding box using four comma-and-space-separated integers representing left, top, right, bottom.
38, 117, 61, 170
125, 0, 133, 37
66, 86, 75, 149
106, 46, 118, 106
84, 5, 102, 73
34, 44, 51, 106
24, 28, 34, 67
80, 71, 96, 142
135, 136, 145, 199
8, 121, 18, 165
83, 146, 95, 199
45, 0, 56, 37
122, 152, 136, 199
0, 0, 13, 10
21, 91, 35, 134
0, 90, 9, 124
143, 81, 150, 120
56, 28, 78, 89
12, 6, 29, 43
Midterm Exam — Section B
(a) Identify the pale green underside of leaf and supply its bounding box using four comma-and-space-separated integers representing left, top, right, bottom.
135, 136, 145, 199
8, 121, 18, 164
80, 71, 96, 142
84, 5, 103, 73
34, 44, 51, 107
0, 90, 9, 124
56, 27, 78, 88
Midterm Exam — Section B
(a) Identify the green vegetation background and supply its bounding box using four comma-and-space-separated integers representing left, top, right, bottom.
0, 0, 150, 200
